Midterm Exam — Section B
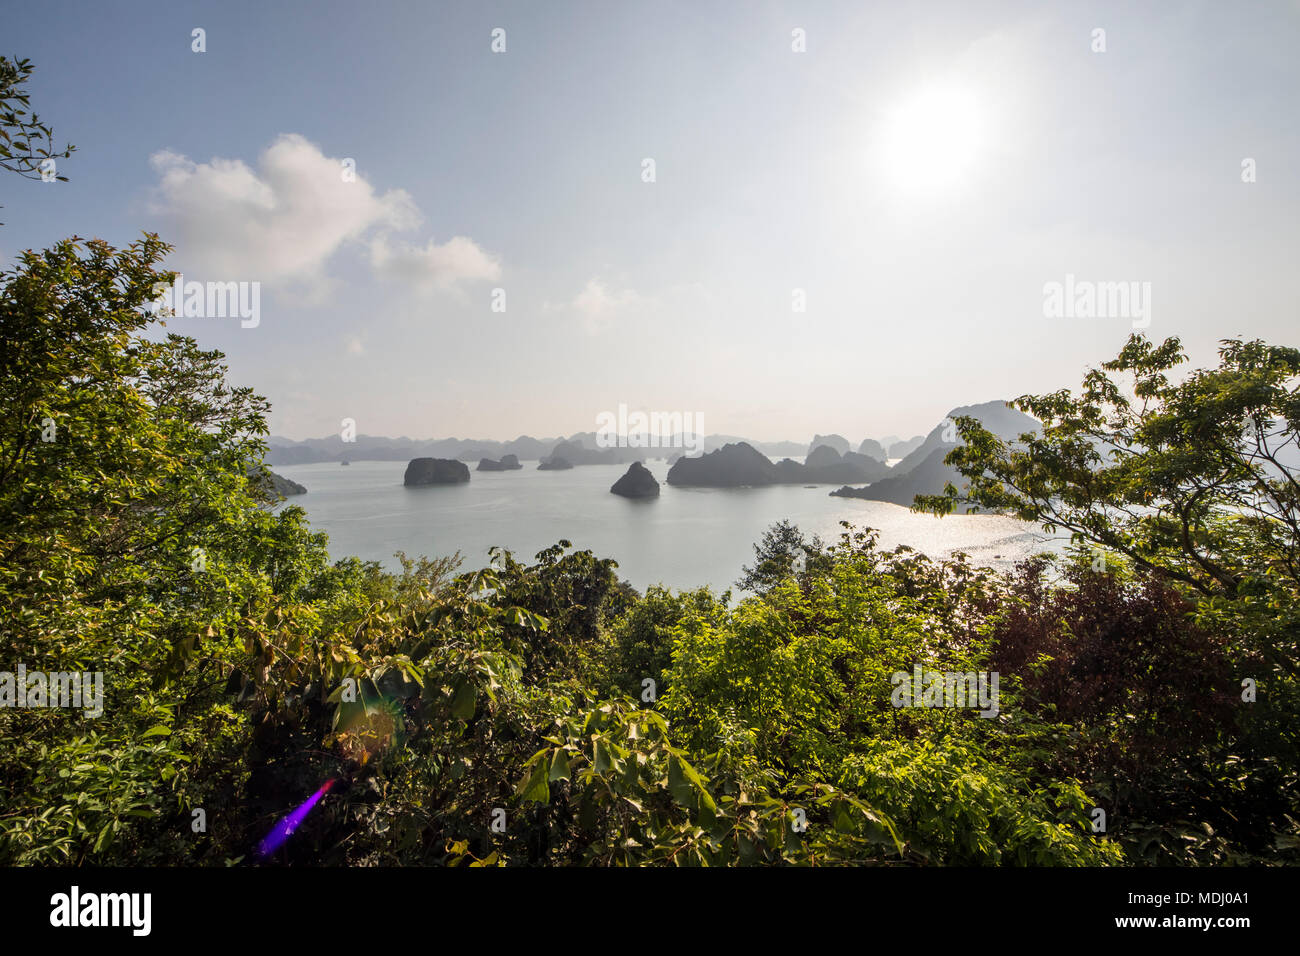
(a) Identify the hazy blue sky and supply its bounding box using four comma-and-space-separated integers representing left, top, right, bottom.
4, 0, 1298, 442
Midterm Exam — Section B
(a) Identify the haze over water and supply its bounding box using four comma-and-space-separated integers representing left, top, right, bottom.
273, 460, 1064, 594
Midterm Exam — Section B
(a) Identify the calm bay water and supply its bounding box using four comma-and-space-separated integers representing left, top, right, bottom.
272, 460, 1064, 594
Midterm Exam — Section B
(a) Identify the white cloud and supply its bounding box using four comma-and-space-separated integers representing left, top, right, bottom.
571, 278, 640, 331
146, 133, 499, 292
369, 234, 501, 289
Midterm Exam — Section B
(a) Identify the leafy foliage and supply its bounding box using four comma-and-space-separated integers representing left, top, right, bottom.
0, 239, 1293, 866
0, 55, 75, 223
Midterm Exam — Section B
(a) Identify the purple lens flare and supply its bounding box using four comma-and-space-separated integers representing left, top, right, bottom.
257, 778, 336, 858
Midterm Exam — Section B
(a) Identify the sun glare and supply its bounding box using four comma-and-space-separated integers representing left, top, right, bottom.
877, 82, 986, 197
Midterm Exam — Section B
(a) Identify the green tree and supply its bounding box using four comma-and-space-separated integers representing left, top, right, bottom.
915, 334, 1300, 862
0, 236, 326, 863
0, 55, 75, 223
735, 519, 830, 593
918, 334, 1300, 603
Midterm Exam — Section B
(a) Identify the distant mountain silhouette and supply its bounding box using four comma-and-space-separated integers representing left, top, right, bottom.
887, 435, 925, 458
832, 447, 953, 507
610, 461, 661, 498
546, 438, 641, 466
265, 426, 972, 471
889, 401, 1039, 478
267, 434, 559, 466
668, 443, 778, 487
667, 442, 887, 487
838, 451, 889, 481
806, 434, 850, 457
857, 438, 887, 462
477, 454, 522, 471
806, 444, 844, 468
266, 432, 818, 466
403, 458, 470, 486
831, 401, 1039, 511
803, 445, 890, 483
250, 466, 306, 498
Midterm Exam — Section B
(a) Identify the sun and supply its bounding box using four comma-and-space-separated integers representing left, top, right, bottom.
877, 82, 986, 197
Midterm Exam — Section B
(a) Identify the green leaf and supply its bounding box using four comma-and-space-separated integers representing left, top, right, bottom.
450, 681, 477, 720
593, 739, 612, 774
517, 762, 550, 804
668, 753, 711, 812
548, 750, 570, 782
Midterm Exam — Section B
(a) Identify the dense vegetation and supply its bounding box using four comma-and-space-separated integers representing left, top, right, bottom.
0, 60, 1294, 865
1, 233, 1295, 866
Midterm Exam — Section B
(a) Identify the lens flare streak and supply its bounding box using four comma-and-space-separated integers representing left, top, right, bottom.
257, 778, 336, 858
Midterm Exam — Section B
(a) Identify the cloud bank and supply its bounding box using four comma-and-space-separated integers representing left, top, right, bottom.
147, 133, 499, 291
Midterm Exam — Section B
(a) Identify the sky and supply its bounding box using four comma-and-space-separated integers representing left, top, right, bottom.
3, 0, 1298, 443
